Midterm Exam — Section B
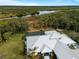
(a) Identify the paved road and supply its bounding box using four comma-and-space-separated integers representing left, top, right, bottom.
0, 15, 31, 21
0, 17, 18, 20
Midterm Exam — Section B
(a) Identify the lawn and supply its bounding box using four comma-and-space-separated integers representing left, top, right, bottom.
0, 32, 25, 59
0, 18, 19, 25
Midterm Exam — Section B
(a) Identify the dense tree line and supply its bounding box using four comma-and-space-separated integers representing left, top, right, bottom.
0, 7, 39, 18
0, 19, 28, 42
37, 10, 79, 43
0, 6, 79, 18
37, 10, 79, 32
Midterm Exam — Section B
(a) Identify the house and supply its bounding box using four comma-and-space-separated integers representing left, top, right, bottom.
25, 31, 79, 59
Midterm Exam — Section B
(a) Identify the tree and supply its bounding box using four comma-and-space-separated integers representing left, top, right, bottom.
8, 20, 28, 34
0, 25, 9, 41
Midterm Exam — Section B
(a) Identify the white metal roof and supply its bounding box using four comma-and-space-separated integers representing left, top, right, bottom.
32, 35, 57, 53
26, 36, 40, 49
26, 30, 76, 55
59, 34, 76, 44
45, 31, 61, 39
32, 35, 50, 51
26, 31, 78, 59
54, 41, 78, 59
41, 45, 51, 53
45, 31, 76, 44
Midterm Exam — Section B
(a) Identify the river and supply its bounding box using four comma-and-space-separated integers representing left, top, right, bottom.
0, 10, 58, 20
39, 10, 58, 15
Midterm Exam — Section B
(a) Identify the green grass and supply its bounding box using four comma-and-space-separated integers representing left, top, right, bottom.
0, 13, 16, 18
63, 29, 79, 43
0, 32, 25, 59
0, 18, 20, 25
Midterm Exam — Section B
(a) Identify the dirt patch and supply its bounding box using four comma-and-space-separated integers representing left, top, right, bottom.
25, 16, 40, 32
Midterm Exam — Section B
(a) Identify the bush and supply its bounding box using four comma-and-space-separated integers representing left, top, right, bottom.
69, 44, 76, 49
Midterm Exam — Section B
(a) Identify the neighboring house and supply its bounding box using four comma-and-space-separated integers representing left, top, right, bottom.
25, 31, 79, 59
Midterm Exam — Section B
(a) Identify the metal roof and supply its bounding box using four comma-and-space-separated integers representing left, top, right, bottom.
31, 35, 57, 53
59, 34, 76, 44
26, 30, 78, 59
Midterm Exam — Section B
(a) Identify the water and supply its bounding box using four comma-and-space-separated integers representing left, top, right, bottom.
39, 10, 58, 15
0, 10, 57, 20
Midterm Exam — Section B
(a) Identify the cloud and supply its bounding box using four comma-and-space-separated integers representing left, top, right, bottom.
0, 0, 79, 6
0, 0, 38, 6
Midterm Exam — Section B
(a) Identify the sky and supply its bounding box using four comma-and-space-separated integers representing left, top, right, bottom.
0, 0, 79, 6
